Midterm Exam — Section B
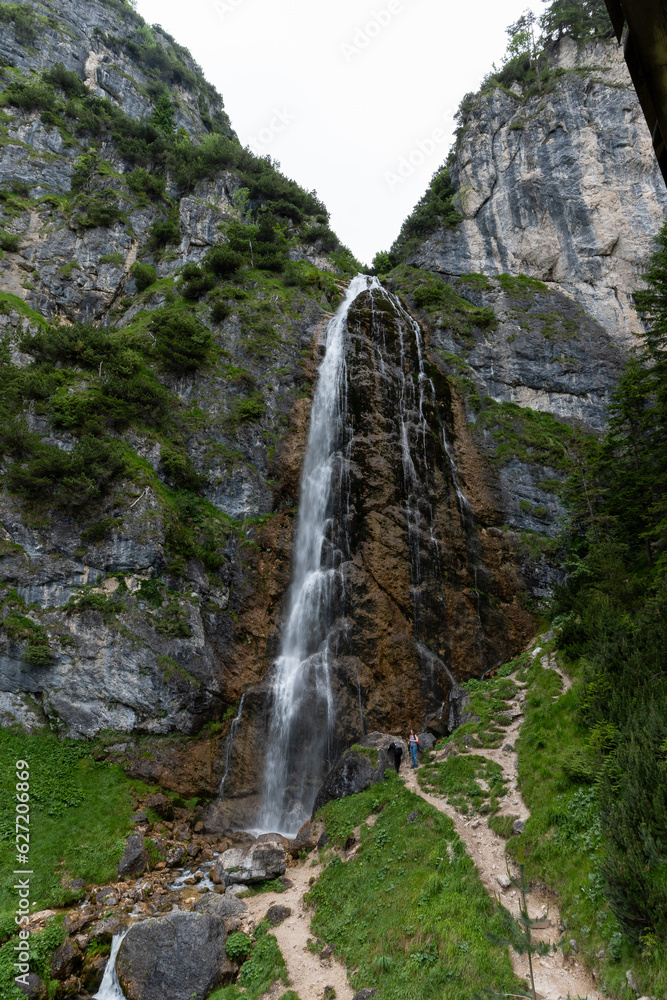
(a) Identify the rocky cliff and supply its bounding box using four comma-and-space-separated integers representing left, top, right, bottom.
0, 0, 664, 830
411, 36, 667, 346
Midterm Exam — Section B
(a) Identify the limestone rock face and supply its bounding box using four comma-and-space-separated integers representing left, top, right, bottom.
411, 37, 667, 345
117, 911, 234, 1000
215, 838, 286, 885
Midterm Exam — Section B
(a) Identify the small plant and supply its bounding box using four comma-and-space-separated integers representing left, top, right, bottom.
225, 931, 252, 964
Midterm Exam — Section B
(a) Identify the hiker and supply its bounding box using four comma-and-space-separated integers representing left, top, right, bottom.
388, 741, 403, 772
408, 729, 419, 769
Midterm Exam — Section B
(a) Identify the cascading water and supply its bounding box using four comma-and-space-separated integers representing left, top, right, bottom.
257, 275, 376, 835
93, 932, 127, 1000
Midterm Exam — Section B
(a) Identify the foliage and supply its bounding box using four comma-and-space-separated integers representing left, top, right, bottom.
225, 931, 253, 963
388, 168, 462, 265
150, 307, 213, 372
540, 0, 613, 41
0, 229, 20, 253
130, 261, 157, 291
0, 729, 154, 920
419, 755, 507, 816
311, 775, 521, 1000
0, 2, 43, 45
208, 923, 288, 999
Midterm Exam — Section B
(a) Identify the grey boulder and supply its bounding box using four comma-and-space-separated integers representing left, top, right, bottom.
194, 892, 250, 932
215, 838, 286, 885
117, 910, 234, 1000
117, 834, 149, 878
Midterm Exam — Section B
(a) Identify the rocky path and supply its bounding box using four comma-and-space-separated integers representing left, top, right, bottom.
242, 859, 354, 1000
402, 649, 601, 1000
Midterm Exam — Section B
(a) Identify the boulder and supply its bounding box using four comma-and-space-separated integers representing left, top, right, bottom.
266, 904, 291, 926
117, 835, 149, 878
194, 892, 252, 932
417, 732, 436, 751
215, 838, 286, 885
16, 973, 46, 999
145, 793, 174, 821
165, 845, 186, 868
312, 733, 397, 815
89, 915, 129, 943
117, 911, 234, 1000
288, 819, 319, 858
512, 819, 525, 835
50, 938, 82, 980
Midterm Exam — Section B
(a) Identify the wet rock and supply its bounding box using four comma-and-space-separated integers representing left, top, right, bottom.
96, 888, 118, 905
81, 953, 108, 993
216, 838, 286, 885
117, 910, 234, 1000
165, 845, 186, 868
50, 939, 82, 980
266, 904, 291, 926
89, 915, 129, 943
118, 835, 149, 878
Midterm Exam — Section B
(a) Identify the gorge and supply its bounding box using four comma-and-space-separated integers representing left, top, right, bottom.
0, 1, 666, 999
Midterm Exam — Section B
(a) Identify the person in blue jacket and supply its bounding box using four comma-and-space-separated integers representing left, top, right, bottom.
408, 729, 420, 769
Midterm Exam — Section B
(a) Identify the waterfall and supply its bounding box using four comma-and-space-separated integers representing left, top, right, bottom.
257, 275, 376, 835
218, 693, 246, 799
93, 932, 127, 1000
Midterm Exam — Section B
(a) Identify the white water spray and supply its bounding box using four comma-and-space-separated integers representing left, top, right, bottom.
258, 276, 378, 835
93, 932, 127, 1000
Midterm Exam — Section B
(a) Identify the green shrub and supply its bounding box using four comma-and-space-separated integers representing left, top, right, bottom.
146, 215, 180, 252
0, 230, 19, 253
130, 261, 157, 292
7, 435, 128, 511
181, 264, 216, 300
227, 394, 265, 425
226, 931, 252, 963
150, 308, 212, 371
43, 62, 87, 97
126, 167, 166, 202
205, 244, 242, 277
0, 2, 42, 45
73, 191, 124, 229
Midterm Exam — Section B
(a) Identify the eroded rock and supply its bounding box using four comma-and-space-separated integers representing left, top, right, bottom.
117, 910, 233, 1000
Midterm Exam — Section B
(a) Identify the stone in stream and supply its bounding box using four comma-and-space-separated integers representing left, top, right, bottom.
117, 910, 234, 1000
215, 837, 286, 885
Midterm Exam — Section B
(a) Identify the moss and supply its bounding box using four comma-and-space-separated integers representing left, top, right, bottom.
348, 744, 379, 768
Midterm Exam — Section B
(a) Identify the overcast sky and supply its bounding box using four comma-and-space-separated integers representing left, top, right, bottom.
134, 0, 544, 265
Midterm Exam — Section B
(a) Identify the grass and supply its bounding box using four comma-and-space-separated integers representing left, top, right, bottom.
472, 400, 580, 472
308, 773, 523, 1000
207, 920, 289, 999
0, 729, 156, 920
434, 670, 521, 752
237, 878, 287, 898
418, 755, 507, 816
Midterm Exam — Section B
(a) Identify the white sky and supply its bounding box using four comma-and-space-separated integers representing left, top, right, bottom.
134, 0, 544, 266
